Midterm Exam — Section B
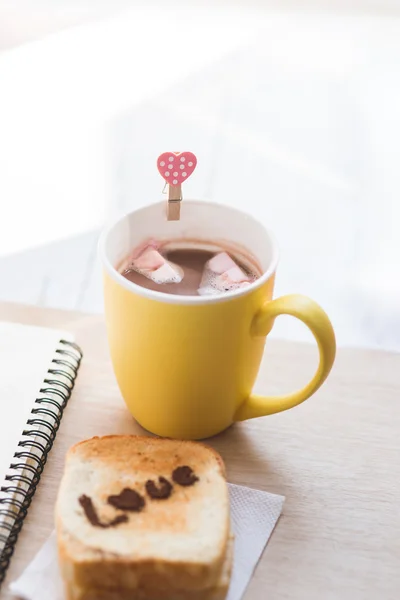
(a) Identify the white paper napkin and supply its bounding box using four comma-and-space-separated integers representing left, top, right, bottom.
9, 483, 284, 600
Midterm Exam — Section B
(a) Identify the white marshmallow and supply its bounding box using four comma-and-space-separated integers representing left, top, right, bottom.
220, 265, 249, 284
198, 252, 251, 296
151, 261, 183, 284
134, 248, 165, 271
125, 242, 183, 284
207, 252, 238, 274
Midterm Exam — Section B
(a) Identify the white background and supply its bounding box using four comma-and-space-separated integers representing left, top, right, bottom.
1, 1, 400, 350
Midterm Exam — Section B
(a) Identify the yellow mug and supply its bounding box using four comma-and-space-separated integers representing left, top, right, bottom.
99, 200, 336, 440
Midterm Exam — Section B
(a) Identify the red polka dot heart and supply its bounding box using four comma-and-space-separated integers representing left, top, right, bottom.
157, 152, 197, 186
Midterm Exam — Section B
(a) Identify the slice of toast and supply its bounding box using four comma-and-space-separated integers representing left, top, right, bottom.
56, 436, 231, 597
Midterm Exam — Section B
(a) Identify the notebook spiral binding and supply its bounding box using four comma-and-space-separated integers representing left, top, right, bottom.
0, 339, 82, 585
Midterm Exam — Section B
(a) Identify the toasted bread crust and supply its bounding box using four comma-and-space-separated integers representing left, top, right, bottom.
67, 435, 227, 480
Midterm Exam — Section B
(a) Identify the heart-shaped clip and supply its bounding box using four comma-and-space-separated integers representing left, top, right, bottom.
157, 151, 197, 221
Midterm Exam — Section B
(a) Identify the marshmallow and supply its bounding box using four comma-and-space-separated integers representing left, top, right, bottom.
134, 248, 165, 271
198, 252, 251, 296
151, 260, 183, 284
221, 265, 249, 284
207, 252, 238, 274
125, 242, 183, 284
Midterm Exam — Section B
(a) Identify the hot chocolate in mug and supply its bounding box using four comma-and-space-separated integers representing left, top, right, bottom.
99, 201, 336, 439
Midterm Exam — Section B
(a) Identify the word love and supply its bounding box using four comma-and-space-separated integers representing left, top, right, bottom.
78, 466, 199, 528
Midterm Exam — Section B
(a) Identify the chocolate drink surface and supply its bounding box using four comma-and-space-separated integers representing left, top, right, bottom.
120, 243, 260, 296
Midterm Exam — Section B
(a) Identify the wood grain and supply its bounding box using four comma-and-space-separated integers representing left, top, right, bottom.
1, 302, 399, 600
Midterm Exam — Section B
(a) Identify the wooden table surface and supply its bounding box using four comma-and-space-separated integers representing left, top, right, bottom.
1, 301, 400, 600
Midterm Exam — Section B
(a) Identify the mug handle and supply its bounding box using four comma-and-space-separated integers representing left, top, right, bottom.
234, 294, 336, 421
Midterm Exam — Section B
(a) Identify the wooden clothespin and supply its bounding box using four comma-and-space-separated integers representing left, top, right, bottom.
167, 182, 182, 221
157, 151, 197, 221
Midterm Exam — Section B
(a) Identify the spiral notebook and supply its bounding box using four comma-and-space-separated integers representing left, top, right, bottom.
0, 321, 82, 585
